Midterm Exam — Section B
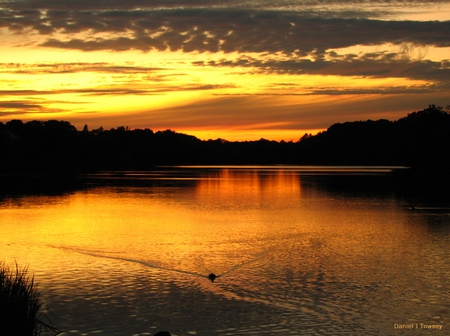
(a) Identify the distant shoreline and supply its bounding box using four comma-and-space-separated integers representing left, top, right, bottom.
1, 105, 449, 197
0, 164, 444, 197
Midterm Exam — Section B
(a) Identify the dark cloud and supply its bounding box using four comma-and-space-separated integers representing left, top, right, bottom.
0, 82, 237, 98
1, 0, 221, 11
0, 101, 42, 109
196, 52, 450, 84
0, 88, 153, 96
5, 0, 449, 11
213, 86, 436, 96
0, 99, 67, 115
35, 12, 449, 54
76, 84, 236, 96
2, 2, 449, 53
0, 62, 167, 74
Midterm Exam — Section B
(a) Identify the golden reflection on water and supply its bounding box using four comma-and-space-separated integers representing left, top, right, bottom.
195, 168, 301, 200
1, 168, 449, 335
0, 168, 434, 281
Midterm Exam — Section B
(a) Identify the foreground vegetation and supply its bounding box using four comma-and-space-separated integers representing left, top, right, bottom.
0, 262, 59, 335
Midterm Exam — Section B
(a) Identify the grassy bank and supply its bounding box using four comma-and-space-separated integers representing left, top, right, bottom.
0, 262, 59, 335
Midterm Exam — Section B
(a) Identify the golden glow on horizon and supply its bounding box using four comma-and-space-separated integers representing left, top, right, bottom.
182, 128, 325, 141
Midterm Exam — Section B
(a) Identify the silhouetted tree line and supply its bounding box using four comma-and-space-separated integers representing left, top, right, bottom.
297, 104, 450, 169
1, 105, 449, 175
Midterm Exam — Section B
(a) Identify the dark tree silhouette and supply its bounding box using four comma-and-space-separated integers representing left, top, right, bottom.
1, 105, 449, 178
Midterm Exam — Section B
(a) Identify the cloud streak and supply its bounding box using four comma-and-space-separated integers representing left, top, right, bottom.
32, 12, 450, 54
199, 54, 450, 83
0, 99, 68, 116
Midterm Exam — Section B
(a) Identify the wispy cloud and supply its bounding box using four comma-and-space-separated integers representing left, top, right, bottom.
0, 99, 68, 115
198, 54, 450, 82
0, 62, 167, 74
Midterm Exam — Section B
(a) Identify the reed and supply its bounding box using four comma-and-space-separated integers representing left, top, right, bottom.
0, 261, 59, 335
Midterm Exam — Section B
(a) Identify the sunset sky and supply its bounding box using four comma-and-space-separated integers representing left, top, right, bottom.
1, 0, 449, 141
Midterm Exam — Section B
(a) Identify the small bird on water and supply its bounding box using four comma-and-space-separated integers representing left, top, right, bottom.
208, 273, 217, 282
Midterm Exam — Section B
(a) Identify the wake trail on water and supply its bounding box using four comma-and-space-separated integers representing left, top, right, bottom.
47, 244, 271, 281
217, 249, 269, 278
48, 244, 302, 311
48, 244, 205, 278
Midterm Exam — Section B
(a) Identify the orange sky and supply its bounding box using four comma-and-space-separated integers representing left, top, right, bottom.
1, 0, 449, 141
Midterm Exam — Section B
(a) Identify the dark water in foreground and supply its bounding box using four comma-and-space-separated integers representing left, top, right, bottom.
1, 166, 449, 335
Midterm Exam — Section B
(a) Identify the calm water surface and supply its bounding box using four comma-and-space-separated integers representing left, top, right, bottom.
1, 166, 449, 335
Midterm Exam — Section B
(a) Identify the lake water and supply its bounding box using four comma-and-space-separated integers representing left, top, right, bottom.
1, 166, 449, 335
